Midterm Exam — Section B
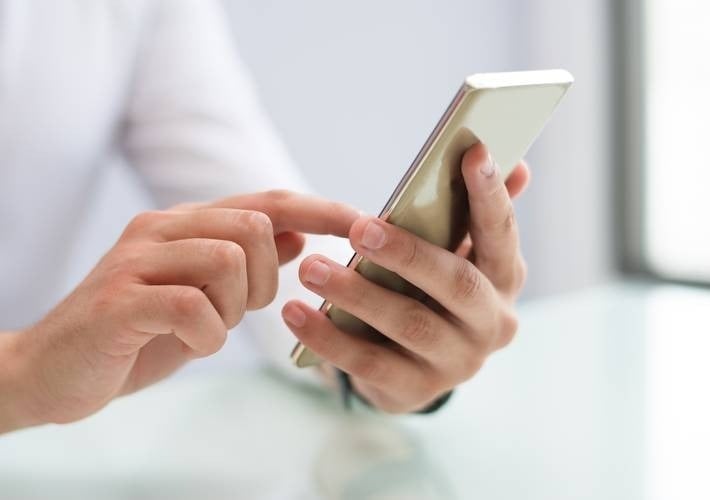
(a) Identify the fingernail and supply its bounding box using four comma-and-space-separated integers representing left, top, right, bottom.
361, 221, 387, 250
283, 304, 306, 328
480, 153, 498, 177
304, 260, 331, 286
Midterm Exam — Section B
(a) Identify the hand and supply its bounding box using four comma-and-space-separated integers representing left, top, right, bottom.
282, 144, 530, 413
4, 190, 358, 430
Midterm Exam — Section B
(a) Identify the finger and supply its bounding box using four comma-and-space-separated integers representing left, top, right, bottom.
208, 190, 360, 237
461, 143, 524, 293
124, 209, 278, 310
348, 216, 499, 328
505, 162, 531, 199
126, 284, 228, 358
454, 235, 473, 258
131, 239, 248, 328
275, 231, 306, 265
281, 300, 440, 409
120, 335, 189, 395
297, 254, 460, 362
169, 201, 208, 211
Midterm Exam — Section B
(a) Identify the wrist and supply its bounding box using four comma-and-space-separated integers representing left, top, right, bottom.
335, 368, 454, 414
0, 331, 43, 433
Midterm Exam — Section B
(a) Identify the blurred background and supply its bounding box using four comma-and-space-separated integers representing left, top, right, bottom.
69, 0, 710, 297
222, 0, 614, 299
70, 0, 613, 299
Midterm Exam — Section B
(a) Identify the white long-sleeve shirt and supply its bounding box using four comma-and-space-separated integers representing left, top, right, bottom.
0, 0, 350, 378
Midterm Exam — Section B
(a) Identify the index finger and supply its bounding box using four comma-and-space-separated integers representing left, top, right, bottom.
208, 190, 360, 237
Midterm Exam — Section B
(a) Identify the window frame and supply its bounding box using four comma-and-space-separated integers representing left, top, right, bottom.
613, 0, 710, 287
614, 0, 647, 277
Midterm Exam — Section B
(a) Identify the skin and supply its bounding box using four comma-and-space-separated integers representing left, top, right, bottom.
282, 143, 530, 413
0, 143, 530, 432
0, 191, 360, 433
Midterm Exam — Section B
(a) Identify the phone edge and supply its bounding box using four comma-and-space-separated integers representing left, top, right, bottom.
290, 70, 575, 368
290, 83, 472, 367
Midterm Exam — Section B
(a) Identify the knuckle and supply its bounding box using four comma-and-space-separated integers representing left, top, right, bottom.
201, 326, 228, 356
495, 309, 519, 350
225, 295, 249, 330
262, 190, 294, 228
243, 210, 274, 238
500, 203, 516, 233
460, 352, 487, 380
114, 244, 142, 267
224, 209, 246, 229
89, 282, 125, 319
88, 258, 138, 317
486, 180, 508, 199
228, 302, 247, 329
264, 189, 294, 202
124, 210, 165, 238
172, 287, 207, 319
233, 280, 250, 318
400, 237, 421, 269
350, 349, 389, 385
209, 241, 245, 273
478, 192, 516, 236
446, 342, 487, 382
491, 257, 526, 298
98, 249, 134, 281
399, 306, 436, 350
483, 201, 517, 237
349, 280, 384, 319
248, 282, 276, 311
452, 259, 483, 302
416, 371, 447, 400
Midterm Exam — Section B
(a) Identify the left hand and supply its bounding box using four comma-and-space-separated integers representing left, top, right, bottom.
282, 143, 530, 413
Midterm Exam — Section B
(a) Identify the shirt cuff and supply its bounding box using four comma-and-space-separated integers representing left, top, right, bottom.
335, 369, 453, 415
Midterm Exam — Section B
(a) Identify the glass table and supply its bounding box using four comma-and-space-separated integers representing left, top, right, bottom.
1, 281, 709, 500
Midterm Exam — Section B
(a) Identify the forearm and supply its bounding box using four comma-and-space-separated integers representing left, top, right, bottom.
0, 331, 38, 434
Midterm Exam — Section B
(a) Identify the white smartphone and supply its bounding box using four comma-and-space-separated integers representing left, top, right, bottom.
291, 69, 574, 368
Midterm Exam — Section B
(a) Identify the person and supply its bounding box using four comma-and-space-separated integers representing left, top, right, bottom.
0, 0, 529, 434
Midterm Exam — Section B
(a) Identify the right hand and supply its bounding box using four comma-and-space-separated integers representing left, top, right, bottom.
8, 190, 358, 428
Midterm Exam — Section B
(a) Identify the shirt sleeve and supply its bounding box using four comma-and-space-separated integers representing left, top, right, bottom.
120, 0, 309, 204
119, 0, 349, 383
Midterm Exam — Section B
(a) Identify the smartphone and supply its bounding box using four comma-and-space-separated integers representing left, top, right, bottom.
291, 69, 574, 368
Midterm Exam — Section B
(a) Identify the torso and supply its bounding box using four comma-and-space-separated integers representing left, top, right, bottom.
0, 1, 148, 328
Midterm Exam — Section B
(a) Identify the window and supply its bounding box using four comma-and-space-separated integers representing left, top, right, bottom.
629, 0, 710, 282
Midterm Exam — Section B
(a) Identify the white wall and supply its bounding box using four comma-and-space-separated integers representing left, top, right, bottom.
512, 0, 617, 297
223, 0, 617, 298
223, 0, 520, 211
71, 0, 616, 300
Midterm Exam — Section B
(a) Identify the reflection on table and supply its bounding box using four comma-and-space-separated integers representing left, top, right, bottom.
1, 282, 709, 500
